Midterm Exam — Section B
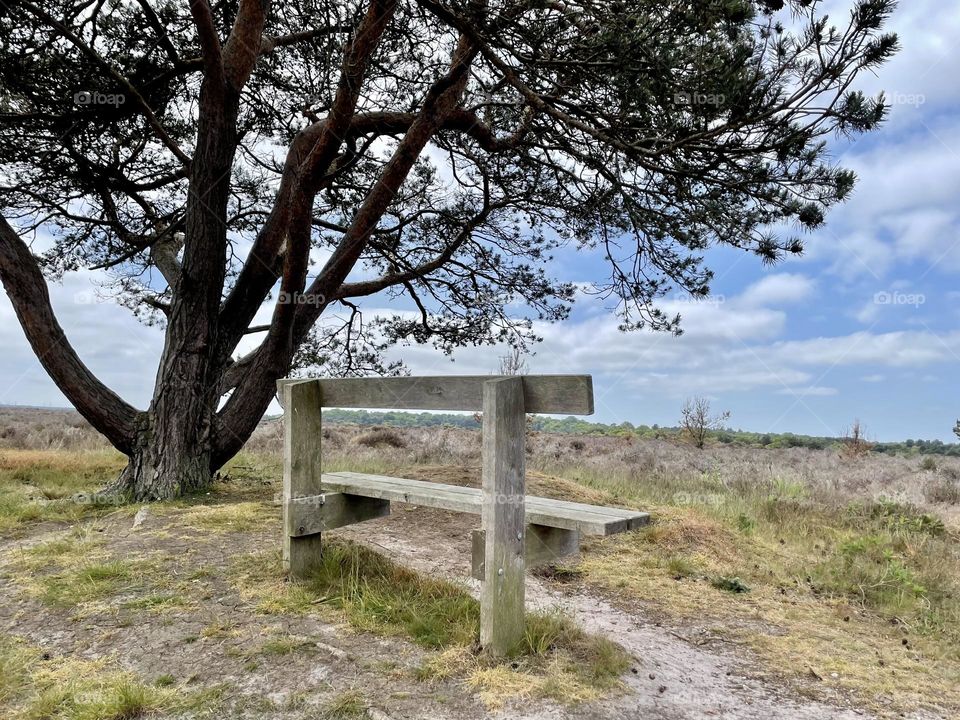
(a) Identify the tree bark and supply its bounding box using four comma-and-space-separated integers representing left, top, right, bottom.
0, 218, 138, 452
1, 4, 478, 502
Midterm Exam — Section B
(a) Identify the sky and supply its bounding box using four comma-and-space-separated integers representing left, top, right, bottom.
1, 0, 959, 442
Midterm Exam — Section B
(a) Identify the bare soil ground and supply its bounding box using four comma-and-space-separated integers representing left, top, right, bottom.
0, 465, 944, 719
1, 410, 957, 718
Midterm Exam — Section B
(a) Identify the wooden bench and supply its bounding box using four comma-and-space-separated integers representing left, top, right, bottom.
277, 375, 649, 656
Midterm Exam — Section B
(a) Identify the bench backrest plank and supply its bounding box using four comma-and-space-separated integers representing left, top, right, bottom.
277, 375, 593, 414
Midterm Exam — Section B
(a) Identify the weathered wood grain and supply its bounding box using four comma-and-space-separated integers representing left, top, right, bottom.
282, 380, 324, 577
471, 525, 580, 581
277, 375, 593, 414
287, 493, 391, 536
480, 377, 526, 656
320, 472, 650, 535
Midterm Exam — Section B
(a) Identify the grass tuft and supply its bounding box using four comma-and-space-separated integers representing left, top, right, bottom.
303, 541, 479, 648
321, 689, 366, 719
230, 540, 630, 706
711, 576, 750, 593
0, 634, 223, 719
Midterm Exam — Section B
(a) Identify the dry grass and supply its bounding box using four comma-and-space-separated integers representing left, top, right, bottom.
228, 540, 630, 707
355, 427, 407, 449
2, 411, 959, 715
265, 421, 960, 714
0, 634, 223, 719
0, 449, 128, 536
0, 408, 109, 451
178, 500, 276, 533
321, 689, 366, 719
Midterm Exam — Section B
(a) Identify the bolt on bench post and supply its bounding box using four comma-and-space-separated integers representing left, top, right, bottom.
480, 376, 527, 657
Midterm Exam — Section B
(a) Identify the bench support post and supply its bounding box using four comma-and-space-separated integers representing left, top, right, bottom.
480, 377, 526, 656
283, 380, 324, 577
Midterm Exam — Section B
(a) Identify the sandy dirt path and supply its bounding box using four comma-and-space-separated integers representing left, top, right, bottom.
0, 495, 945, 719
337, 501, 924, 720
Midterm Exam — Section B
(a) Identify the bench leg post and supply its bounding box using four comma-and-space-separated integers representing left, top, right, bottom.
283, 380, 324, 578
480, 377, 526, 656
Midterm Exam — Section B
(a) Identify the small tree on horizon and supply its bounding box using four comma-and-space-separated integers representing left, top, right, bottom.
680, 397, 730, 450
0, 0, 898, 499
498, 347, 529, 376
841, 418, 873, 459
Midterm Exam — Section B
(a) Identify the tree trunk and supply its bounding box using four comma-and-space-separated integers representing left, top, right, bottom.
113, 388, 217, 501
112, 55, 244, 500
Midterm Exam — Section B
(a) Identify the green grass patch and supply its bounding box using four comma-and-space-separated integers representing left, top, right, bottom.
0, 634, 223, 719
4, 530, 175, 612
258, 636, 314, 656
304, 541, 479, 648
29, 554, 169, 610
230, 540, 630, 706
711, 575, 750, 594
120, 593, 187, 612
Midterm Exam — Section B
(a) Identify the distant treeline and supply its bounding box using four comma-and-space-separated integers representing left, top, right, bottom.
317, 408, 960, 457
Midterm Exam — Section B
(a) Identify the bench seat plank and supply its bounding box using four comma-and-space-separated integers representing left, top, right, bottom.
320, 471, 649, 536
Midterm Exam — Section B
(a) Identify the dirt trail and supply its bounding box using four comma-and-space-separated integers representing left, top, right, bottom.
340, 505, 888, 720
0, 494, 945, 719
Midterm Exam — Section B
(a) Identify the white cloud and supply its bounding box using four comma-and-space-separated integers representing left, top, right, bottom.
377, 285, 960, 405
737, 273, 815, 306
0, 272, 163, 409
854, 299, 880, 324
775, 386, 839, 398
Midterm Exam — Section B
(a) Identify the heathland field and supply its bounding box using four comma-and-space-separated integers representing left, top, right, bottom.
1, 407, 958, 719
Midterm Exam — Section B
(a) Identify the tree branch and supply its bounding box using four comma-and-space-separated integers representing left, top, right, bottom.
334, 203, 493, 300
188, 0, 223, 77
215, 0, 400, 359
222, 0, 270, 91
212, 28, 480, 465
0, 218, 139, 452
19, 0, 192, 167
